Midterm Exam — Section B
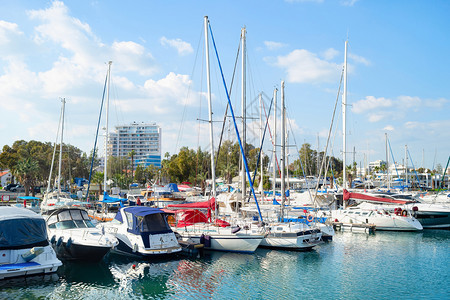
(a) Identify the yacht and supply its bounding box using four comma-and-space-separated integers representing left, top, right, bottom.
0, 207, 62, 280
329, 204, 423, 231
100, 206, 182, 258
46, 207, 118, 261
345, 190, 449, 229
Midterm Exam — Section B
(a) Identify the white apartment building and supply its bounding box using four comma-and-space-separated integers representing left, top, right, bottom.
107, 122, 162, 168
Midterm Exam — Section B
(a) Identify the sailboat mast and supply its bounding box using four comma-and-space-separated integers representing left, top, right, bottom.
259, 93, 264, 194
47, 103, 63, 194
204, 16, 216, 198
241, 26, 247, 200
58, 98, 65, 199
405, 145, 408, 188
342, 40, 348, 197
280, 81, 286, 219
104, 61, 112, 194
386, 133, 390, 190
272, 87, 277, 201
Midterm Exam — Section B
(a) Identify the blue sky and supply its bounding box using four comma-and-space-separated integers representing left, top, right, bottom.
0, 0, 449, 171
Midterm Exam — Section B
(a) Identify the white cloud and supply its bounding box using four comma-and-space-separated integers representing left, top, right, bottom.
109, 72, 200, 116
424, 97, 448, 108
273, 49, 341, 83
111, 41, 156, 76
352, 96, 393, 114
397, 95, 421, 110
341, 0, 359, 7
264, 41, 288, 51
383, 125, 394, 131
0, 20, 23, 43
321, 48, 339, 60
349, 53, 370, 66
160, 36, 193, 56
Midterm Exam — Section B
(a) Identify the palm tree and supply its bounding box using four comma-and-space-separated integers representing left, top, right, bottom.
91, 171, 104, 198
128, 150, 136, 179
14, 157, 39, 196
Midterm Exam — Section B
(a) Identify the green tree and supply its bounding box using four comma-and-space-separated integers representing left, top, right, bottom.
14, 157, 39, 196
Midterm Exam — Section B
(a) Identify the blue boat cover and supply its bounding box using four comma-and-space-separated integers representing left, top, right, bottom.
114, 207, 172, 237
17, 196, 40, 200
114, 207, 165, 223
165, 183, 179, 193
0, 208, 48, 250
101, 192, 127, 203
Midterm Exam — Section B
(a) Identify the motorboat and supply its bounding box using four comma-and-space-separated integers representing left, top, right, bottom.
46, 207, 118, 261
100, 206, 182, 258
329, 204, 423, 231
41, 190, 79, 214
0, 206, 62, 280
343, 189, 449, 229
407, 202, 450, 229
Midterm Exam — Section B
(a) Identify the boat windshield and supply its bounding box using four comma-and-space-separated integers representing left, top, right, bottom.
48, 209, 96, 229
138, 213, 171, 233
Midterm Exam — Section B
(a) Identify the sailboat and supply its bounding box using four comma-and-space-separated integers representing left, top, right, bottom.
244, 81, 323, 250
41, 98, 79, 214
326, 41, 423, 231
86, 61, 128, 222
172, 17, 264, 253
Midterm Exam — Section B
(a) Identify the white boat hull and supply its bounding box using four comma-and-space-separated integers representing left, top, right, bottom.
176, 227, 263, 253
0, 246, 62, 280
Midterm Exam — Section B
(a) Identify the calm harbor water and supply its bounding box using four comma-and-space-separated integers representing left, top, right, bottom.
1, 230, 449, 300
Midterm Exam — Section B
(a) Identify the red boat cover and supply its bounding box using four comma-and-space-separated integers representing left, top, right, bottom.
175, 210, 209, 227
214, 219, 230, 227
343, 189, 409, 204
167, 197, 216, 210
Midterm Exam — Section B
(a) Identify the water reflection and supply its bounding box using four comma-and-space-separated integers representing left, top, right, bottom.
0, 273, 60, 300
0, 230, 448, 299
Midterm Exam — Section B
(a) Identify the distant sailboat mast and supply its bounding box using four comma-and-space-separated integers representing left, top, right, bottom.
280, 80, 286, 219
343, 40, 348, 208
259, 93, 264, 194
47, 101, 63, 194
57, 98, 65, 200
104, 61, 112, 195
241, 26, 247, 201
272, 87, 277, 201
204, 16, 216, 200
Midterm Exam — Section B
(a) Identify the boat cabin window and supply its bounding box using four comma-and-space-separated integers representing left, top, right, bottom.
361, 212, 369, 216
125, 212, 134, 230
69, 209, 96, 228
354, 212, 361, 215
47, 209, 96, 229
138, 213, 171, 233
